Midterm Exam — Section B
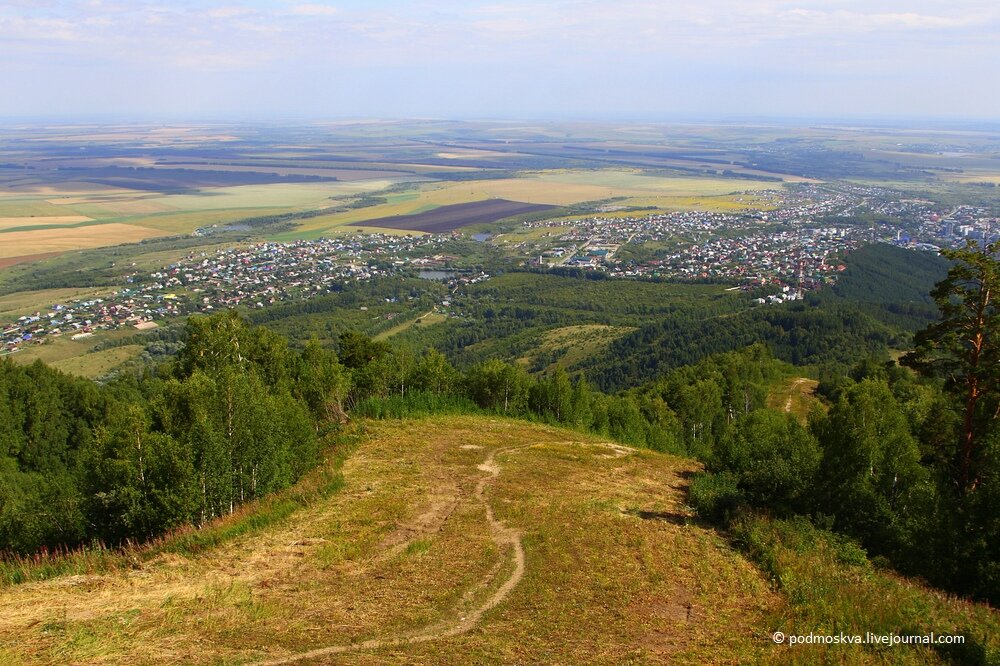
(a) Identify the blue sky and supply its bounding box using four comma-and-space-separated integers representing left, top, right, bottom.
1, 0, 997, 121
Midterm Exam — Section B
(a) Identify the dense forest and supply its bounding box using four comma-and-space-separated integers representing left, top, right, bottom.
585, 244, 949, 390
0, 312, 347, 552
1, 242, 997, 609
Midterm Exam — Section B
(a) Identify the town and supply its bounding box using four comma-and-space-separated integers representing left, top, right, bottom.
3, 187, 997, 358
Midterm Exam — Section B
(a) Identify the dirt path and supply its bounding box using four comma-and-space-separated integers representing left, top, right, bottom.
784, 378, 808, 413
253, 445, 526, 665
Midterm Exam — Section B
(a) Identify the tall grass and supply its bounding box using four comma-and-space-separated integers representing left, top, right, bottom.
732, 515, 1000, 664
351, 391, 484, 419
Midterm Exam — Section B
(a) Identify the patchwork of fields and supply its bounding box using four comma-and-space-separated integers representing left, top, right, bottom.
358, 199, 556, 232
0, 165, 778, 258
0, 122, 811, 261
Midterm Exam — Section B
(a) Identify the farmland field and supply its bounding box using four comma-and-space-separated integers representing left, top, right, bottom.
358, 199, 556, 232
0, 123, 866, 262
0, 251, 64, 270
0, 223, 166, 258
277, 170, 784, 239
0, 215, 94, 230
0, 180, 398, 260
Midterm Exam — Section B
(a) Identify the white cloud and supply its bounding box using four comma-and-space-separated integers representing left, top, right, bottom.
0, 0, 997, 119
288, 3, 339, 17
205, 7, 255, 19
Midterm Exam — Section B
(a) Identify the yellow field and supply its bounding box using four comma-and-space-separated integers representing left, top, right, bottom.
374, 310, 447, 341
942, 170, 1000, 185
0, 169, 786, 258
0, 198, 76, 217
0, 178, 404, 259
0, 223, 166, 258
533, 170, 782, 195
622, 193, 779, 213
60, 197, 177, 217
519, 324, 635, 372
127, 208, 292, 234
152, 163, 415, 181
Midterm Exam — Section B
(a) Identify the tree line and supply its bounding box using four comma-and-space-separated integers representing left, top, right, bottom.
690, 241, 1000, 605
0, 311, 347, 553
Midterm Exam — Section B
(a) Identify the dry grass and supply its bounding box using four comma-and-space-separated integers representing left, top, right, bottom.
373, 311, 446, 341
0, 416, 780, 665
8, 329, 137, 367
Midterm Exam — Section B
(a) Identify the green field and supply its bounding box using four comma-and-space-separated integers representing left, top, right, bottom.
48, 344, 145, 378
0, 179, 409, 259
7, 329, 138, 367
374, 310, 447, 341
517, 324, 636, 372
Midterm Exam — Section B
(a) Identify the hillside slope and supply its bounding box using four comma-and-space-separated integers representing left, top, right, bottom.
1, 417, 996, 664
0, 417, 777, 664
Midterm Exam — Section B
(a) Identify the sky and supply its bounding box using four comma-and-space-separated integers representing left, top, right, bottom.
1, 0, 998, 122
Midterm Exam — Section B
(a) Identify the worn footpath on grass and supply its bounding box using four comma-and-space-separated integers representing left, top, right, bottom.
0, 417, 781, 664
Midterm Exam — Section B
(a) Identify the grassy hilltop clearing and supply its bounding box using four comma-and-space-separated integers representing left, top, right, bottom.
1, 416, 996, 665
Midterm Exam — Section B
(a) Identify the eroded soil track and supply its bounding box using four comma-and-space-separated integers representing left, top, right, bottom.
254, 444, 527, 664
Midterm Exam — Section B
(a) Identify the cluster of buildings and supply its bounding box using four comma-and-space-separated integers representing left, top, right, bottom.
515, 183, 988, 288
2, 295, 173, 355
1, 233, 455, 356
646, 227, 857, 288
